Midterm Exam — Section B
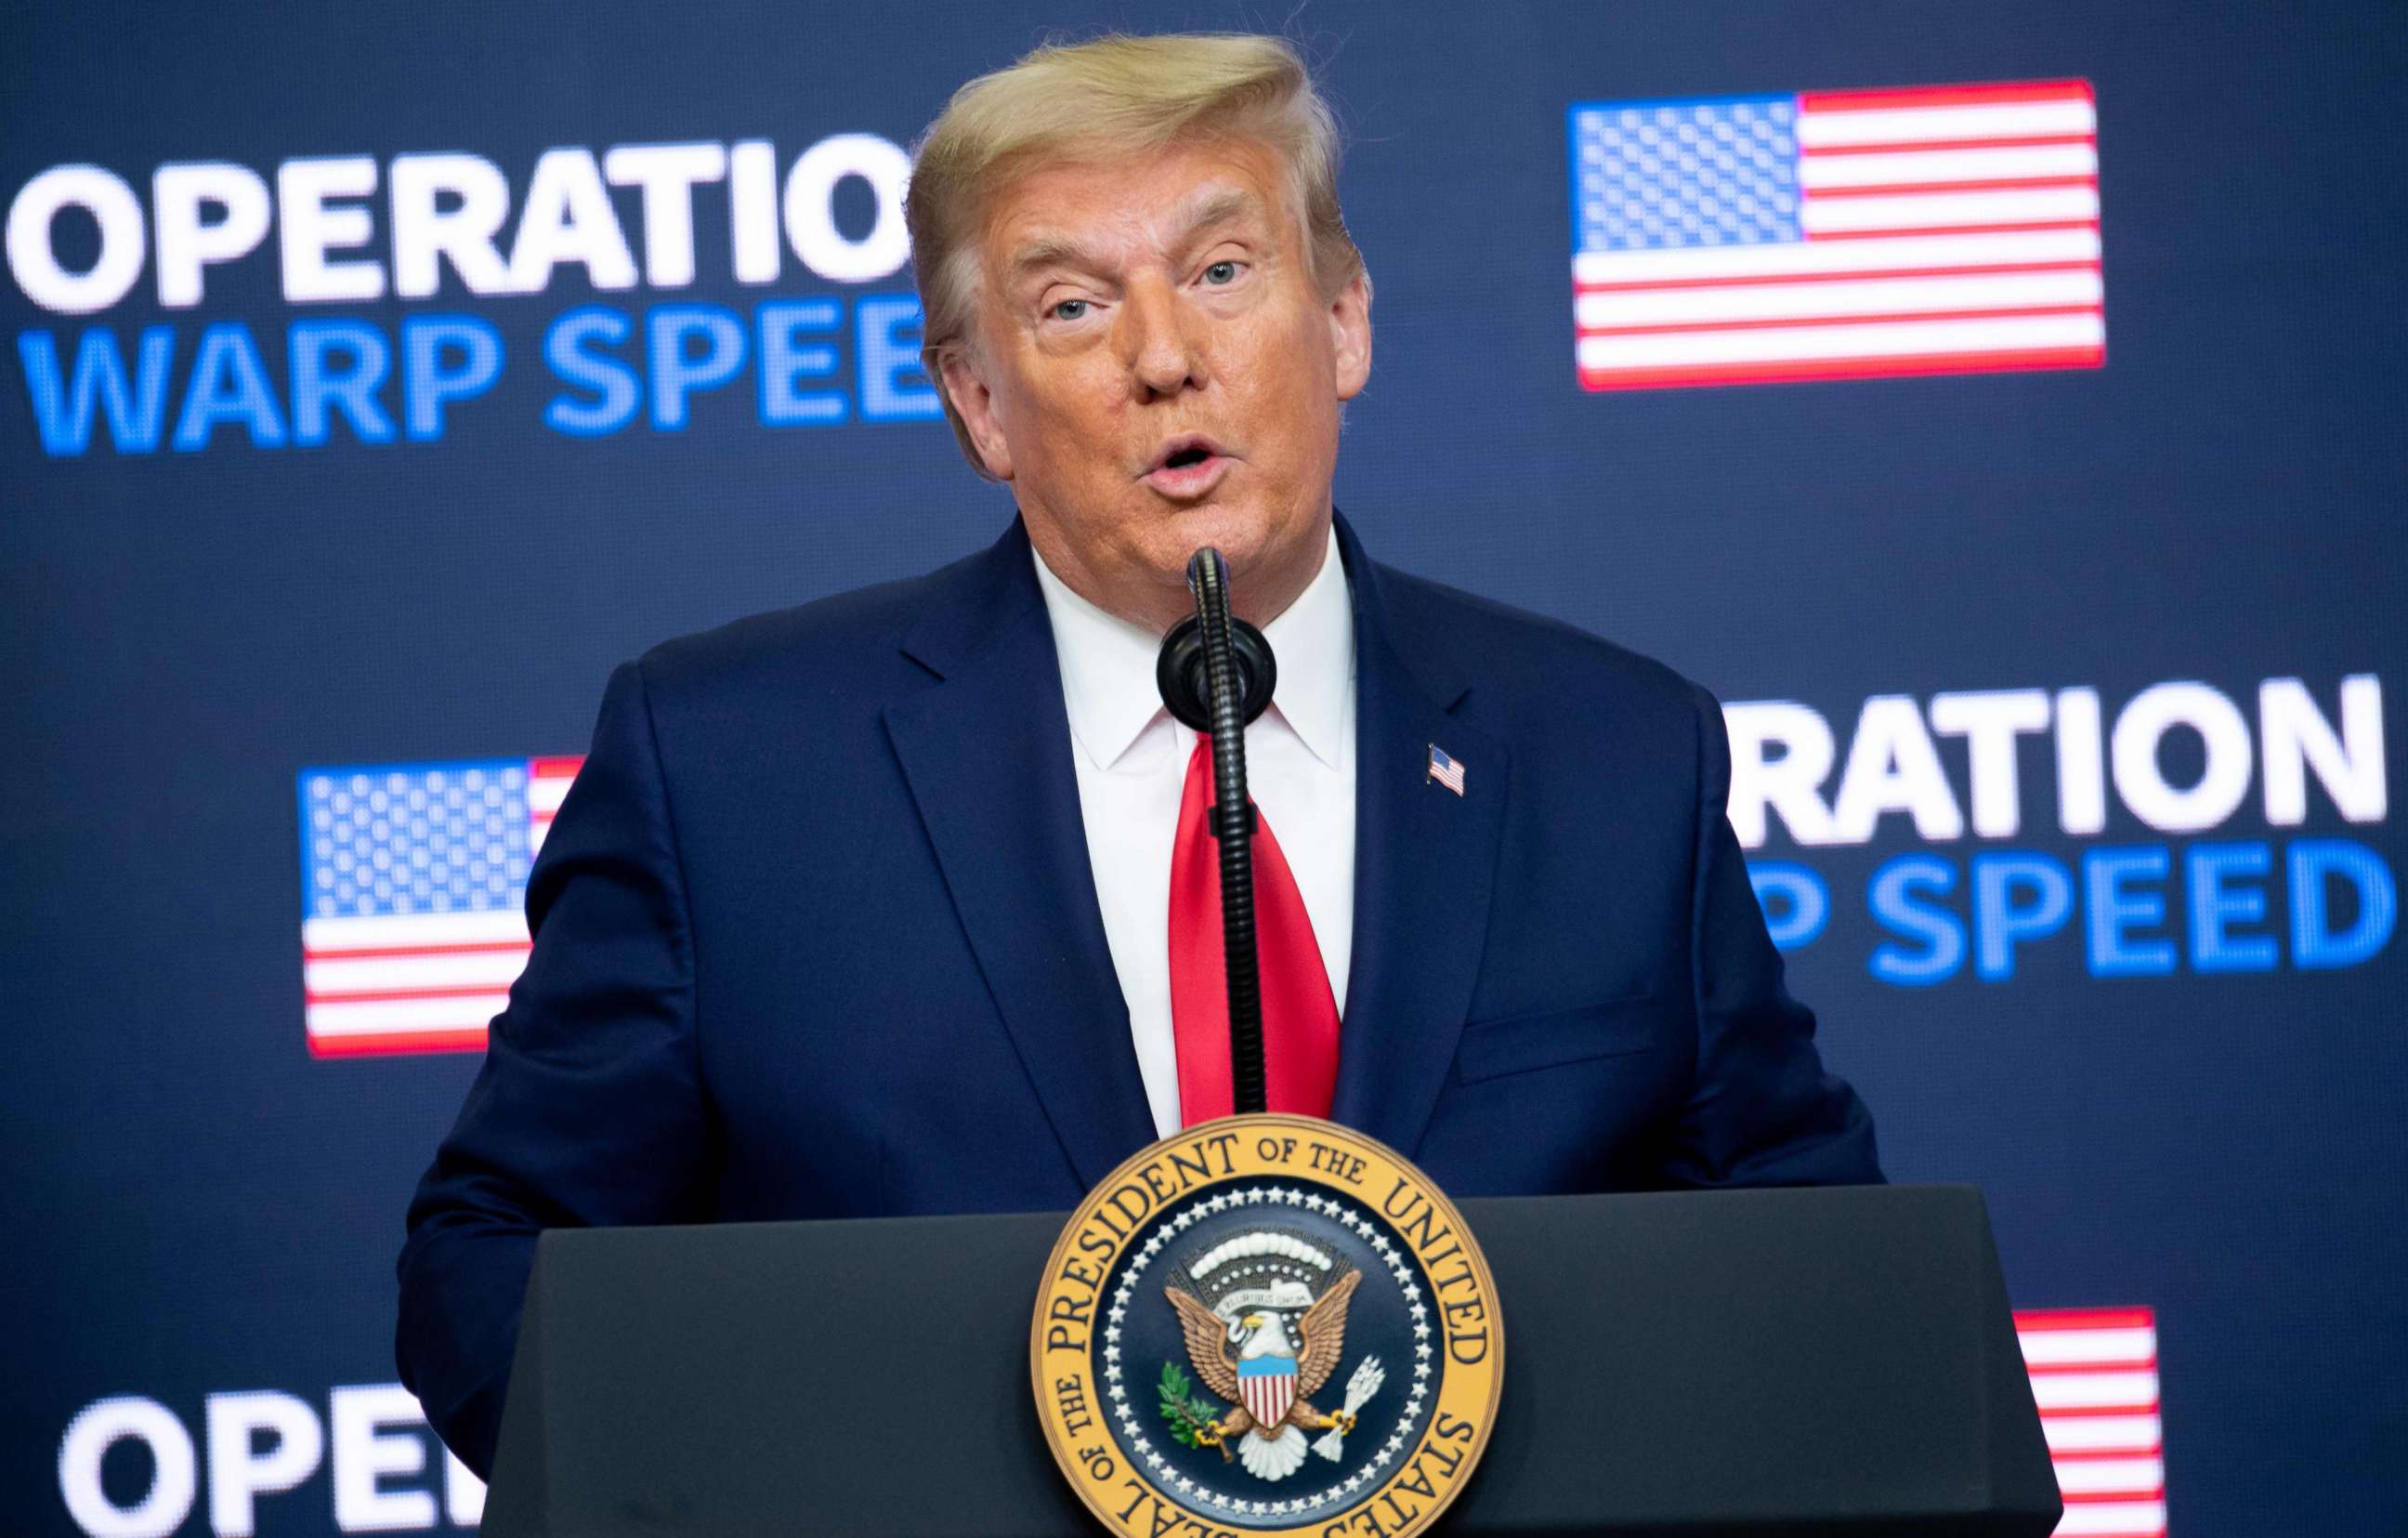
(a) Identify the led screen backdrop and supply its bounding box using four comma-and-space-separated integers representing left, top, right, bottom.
5, 2, 2401, 1533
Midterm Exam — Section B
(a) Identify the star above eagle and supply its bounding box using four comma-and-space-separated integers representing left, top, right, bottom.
1165, 1268, 1364, 1480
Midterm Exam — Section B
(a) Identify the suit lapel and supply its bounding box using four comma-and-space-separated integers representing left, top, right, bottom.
1327, 516, 1509, 1159
882, 523, 1156, 1190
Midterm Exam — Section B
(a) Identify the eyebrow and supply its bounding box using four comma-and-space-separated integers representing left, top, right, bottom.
1002, 187, 1263, 286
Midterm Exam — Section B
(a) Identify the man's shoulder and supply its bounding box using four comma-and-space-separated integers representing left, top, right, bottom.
626, 539, 1000, 708
1372, 559, 1713, 724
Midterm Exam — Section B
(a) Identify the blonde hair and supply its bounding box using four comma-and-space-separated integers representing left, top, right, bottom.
905, 33, 1364, 477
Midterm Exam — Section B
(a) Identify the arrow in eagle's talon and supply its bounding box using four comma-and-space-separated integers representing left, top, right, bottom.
1313, 1357, 1388, 1461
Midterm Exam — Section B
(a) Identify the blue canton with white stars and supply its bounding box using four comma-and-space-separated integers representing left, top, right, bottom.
1573, 97, 1802, 252
302, 762, 533, 920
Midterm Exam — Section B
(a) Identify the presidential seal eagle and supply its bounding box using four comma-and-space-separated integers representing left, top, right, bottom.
1165, 1267, 1379, 1481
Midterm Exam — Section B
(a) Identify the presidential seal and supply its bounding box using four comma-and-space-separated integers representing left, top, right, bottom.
1033, 1114, 1501, 1537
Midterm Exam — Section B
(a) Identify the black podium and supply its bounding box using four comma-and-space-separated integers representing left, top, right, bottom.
481, 1185, 2059, 1536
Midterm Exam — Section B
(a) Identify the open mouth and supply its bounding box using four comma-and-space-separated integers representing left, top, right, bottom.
1142, 436, 1233, 496
1145, 435, 1232, 487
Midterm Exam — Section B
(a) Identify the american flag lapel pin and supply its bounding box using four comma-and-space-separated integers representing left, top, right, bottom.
1427, 744, 1466, 796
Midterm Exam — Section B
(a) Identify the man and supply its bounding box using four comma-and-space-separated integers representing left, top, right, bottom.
397, 32, 1879, 1479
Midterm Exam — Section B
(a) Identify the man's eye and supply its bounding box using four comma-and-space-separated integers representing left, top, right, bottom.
1203, 260, 1239, 284
1051, 298, 1089, 321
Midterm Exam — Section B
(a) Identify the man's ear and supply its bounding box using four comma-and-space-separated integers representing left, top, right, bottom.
939, 348, 1014, 480
1328, 269, 1372, 401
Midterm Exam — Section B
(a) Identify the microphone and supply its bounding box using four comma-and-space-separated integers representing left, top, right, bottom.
1155, 549, 1276, 1116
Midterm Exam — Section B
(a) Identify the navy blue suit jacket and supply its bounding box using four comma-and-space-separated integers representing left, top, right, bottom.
397, 513, 1879, 1476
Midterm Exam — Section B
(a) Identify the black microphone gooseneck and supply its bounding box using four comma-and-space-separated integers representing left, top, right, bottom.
1155, 548, 1277, 1116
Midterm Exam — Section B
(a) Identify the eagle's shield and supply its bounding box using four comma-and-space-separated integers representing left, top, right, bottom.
1237, 1355, 1297, 1429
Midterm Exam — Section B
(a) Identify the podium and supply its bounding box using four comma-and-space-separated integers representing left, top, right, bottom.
482, 1184, 2060, 1536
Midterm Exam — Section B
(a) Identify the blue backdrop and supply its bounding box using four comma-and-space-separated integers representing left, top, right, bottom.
6, 2, 2401, 1533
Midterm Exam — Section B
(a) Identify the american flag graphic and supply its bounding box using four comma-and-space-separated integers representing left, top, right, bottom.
1427, 744, 1466, 796
2015, 1308, 2167, 1537
1569, 79, 2103, 389
297, 756, 582, 1057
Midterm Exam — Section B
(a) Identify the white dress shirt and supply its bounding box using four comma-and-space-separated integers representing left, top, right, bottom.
1031, 528, 1358, 1138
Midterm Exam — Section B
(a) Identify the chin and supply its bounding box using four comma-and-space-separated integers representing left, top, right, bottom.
1148, 501, 1290, 572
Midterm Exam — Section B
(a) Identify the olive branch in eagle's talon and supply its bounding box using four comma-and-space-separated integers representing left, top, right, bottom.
1158, 1362, 1234, 1458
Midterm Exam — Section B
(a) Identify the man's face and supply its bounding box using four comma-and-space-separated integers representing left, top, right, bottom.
942, 136, 1371, 632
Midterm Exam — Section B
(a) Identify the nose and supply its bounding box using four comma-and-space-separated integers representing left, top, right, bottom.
1119, 274, 1208, 401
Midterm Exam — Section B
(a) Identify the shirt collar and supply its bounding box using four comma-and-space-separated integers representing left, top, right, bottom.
1031, 524, 1353, 772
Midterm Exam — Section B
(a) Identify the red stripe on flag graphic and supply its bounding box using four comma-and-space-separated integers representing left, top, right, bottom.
1799, 80, 2094, 112
1574, 347, 2104, 392
308, 1028, 496, 1059
1577, 258, 2099, 295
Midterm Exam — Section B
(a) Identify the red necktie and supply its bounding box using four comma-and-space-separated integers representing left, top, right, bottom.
1167, 732, 1341, 1125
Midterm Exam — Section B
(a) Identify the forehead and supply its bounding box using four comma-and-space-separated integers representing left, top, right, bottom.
979, 137, 1296, 272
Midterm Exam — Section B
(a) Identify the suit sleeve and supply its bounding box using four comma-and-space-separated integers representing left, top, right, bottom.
395, 659, 713, 1478
1663, 682, 1883, 1188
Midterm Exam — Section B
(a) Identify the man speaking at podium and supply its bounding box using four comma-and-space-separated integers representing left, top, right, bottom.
399, 32, 1881, 1477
